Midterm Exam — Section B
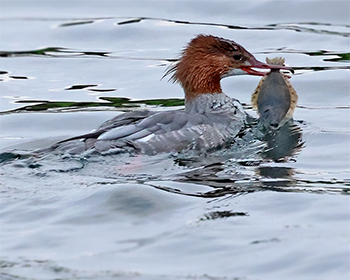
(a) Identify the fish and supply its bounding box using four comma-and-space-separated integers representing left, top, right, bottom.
251, 57, 298, 130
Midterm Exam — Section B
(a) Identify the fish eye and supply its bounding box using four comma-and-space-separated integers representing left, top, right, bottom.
233, 54, 242, 60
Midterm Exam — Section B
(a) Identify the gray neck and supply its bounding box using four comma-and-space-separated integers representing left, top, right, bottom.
185, 92, 238, 114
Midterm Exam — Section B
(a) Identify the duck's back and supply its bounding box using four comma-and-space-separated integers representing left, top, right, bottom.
55, 93, 246, 154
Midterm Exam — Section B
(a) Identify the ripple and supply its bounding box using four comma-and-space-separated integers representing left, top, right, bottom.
3, 16, 347, 36
0, 97, 184, 114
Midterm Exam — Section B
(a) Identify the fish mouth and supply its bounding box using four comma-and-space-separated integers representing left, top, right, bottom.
241, 57, 294, 76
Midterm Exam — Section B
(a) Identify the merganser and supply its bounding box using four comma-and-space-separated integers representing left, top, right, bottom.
55, 35, 292, 155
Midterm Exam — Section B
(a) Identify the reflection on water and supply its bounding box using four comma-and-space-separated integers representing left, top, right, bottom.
0, 95, 185, 114
200, 210, 248, 220
260, 122, 303, 162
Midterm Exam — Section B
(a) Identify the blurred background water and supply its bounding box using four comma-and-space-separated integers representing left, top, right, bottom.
0, 0, 349, 279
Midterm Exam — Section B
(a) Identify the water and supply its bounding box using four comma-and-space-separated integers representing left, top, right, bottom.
1, 1, 349, 279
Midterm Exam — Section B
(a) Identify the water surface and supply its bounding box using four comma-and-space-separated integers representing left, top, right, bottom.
0, 1, 349, 280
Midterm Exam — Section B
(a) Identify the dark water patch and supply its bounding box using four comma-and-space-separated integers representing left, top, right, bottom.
0, 46, 174, 63
65, 84, 98, 90
0, 47, 67, 57
0, 151, 33, 164
9, 76, 28, 80
258, 123, 304, 162
0, 71, 30, 82
0, 46, 173, 61
0, 97, 184, 114
117, 18, 143, 25
88, 88, 116, 92
59, 20, 95, 27
0, 46, 174, 61
258, 166, 294, 178
200, 210, 248, 221
82, 51, 111, 57
0, 100, 112, 113
0, 47, 110, 58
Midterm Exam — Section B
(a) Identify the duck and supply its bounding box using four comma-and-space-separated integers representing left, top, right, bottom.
54, 34, 292, 155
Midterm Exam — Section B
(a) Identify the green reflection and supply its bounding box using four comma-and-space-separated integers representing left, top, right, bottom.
0, 97, 185, 114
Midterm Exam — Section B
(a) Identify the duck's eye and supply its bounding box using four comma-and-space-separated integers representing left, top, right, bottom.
233, 54, 242, 60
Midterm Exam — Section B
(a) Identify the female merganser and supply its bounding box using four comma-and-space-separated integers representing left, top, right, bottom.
56, 35, 292, 155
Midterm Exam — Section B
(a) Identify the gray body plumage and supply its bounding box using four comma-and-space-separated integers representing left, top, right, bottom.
57, 93, 246, 154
